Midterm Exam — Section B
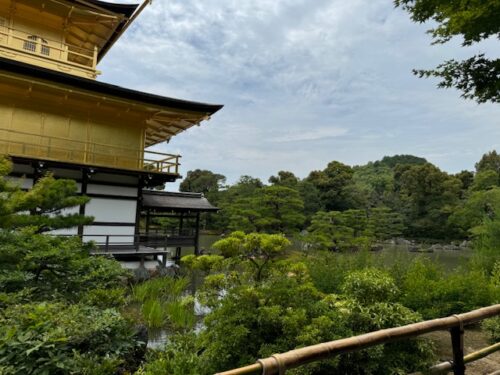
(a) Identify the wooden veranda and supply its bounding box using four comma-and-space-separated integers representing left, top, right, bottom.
140, 190, 219, 258
88, 191, 218, 261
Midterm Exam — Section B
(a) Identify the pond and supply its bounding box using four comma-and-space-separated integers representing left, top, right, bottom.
376, 244, 473, 271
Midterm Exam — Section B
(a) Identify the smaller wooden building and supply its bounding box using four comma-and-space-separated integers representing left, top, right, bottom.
91, 190, 218, 262
142, 190, 219, 257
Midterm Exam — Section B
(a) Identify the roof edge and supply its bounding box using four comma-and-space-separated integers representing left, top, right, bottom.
0, 57, 224, 115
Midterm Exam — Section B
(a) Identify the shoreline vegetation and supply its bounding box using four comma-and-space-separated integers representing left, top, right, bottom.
2, 151, 500, 374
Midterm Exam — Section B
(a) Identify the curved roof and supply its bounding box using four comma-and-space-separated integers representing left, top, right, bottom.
0, 57, 223, 114
69, 0, 139, 18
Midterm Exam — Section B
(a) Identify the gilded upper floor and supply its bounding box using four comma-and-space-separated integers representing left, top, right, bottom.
0, 0, 139, 79
0, 0, 224, 177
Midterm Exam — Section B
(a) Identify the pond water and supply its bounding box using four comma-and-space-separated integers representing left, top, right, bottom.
375, 244, 473, 271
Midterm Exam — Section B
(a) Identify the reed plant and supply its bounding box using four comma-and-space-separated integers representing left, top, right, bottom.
132, 276, 193, 332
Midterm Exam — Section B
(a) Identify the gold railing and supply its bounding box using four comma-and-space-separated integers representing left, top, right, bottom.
0, 25, 97, 71
0, 128, 180, 174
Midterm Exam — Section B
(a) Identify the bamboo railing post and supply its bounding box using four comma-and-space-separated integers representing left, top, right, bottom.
450, 325, 465, 375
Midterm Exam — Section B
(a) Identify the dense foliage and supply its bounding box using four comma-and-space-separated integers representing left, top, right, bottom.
4, 149, 500, 375
180, 152, 500, 244
0, 157, 140, 374
395, 0, 500, 103
140, 246, 439, 375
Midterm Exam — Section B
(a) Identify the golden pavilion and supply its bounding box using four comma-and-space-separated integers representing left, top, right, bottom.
0, 0, 222, 258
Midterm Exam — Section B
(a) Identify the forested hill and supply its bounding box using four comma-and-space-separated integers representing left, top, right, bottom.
179, 151, 500, 242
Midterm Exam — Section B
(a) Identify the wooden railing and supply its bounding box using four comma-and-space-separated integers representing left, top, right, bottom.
0, 128, 181, 174
216, 304, 500, 375
84, 234, 169, 253
0, 25, 97, 71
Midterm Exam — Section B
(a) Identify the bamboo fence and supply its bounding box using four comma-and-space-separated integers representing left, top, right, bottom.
215, 304, 500, 375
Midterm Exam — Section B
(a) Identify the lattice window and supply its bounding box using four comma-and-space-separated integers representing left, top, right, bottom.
22, 35, 50, 56
40, 38, 49, 56
23, 35, 37, 52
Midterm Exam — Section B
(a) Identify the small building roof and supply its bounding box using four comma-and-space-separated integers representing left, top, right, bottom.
142, 190, 219, 212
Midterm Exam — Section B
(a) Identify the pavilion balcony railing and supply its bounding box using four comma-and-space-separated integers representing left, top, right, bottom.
0, 128, 181, 174
0, 25, 97, 72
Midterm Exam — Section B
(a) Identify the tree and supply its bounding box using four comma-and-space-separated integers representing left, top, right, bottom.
0, 158, 91, 233
0, 156, 139, 374
374, 154, 427, 169
307, 161, 364, 211
268, 170, 299, 188
304, 208, 403, 251
367, 207, 405, 240
212, 231, 290, 282
455, 170, 475, 197
395, 0, 500, 103
179, 169, 226, 196
476, 150, 500, 174
395, 163, 461, 238
449, 187, 500, 237
255, 185, 305, 233
223, 184, 305, 234
470, 170, 500, 192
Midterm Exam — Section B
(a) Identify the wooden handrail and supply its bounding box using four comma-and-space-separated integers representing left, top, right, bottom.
216, 305, 500, 375
0, 26, 96, 67
0, 128, 180, 174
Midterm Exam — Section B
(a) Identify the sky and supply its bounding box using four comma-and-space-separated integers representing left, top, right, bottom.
101, 0, 500, 187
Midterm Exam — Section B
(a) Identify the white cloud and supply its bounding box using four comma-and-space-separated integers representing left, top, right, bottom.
272, 127, 349, 143
100, 0, 500, 186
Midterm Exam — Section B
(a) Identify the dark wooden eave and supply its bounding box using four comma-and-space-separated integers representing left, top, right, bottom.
11, 156, 179, 186
142, 190, 219, 212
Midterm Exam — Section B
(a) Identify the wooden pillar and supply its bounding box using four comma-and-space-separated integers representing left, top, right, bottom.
78, 170, 88, 237
161, 251, 167, 267
179, 212, 184, 236
450, 325, 465, 375
145, 209, 151, 235
194, 212, 201, 256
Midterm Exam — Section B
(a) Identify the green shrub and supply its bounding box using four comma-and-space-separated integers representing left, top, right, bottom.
342, 268, 399, 304
192, 265, 433, 375
135, 333, 201, 375
400, 259, 497, 318
483, 317, 500, 342
0, 302, 138, 374
306, 250, 374, 294
81, 287, 127, 308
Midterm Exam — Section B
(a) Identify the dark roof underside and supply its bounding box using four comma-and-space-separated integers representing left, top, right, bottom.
69, 0, 138, 18
142, 191, 219, 212
65, 1, 139, 61
0, 57, 223, 114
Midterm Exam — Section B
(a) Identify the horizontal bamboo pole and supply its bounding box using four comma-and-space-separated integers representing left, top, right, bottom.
215, 304, 500, 375
422, 341, 500, 374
